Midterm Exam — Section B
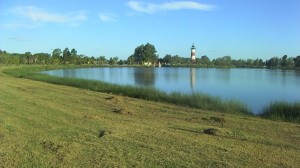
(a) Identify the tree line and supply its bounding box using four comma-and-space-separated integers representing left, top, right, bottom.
0, 48, 126, 66
1, 44, 300, 69
160, 54, 300, 69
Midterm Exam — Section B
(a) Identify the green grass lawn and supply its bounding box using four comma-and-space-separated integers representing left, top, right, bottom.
0, 66, 299, 167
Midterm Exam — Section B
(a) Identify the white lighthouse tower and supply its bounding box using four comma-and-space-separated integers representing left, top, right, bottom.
191, 44, 196, 63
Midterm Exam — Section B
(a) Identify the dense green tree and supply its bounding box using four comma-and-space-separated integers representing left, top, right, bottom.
246, 59, 253, 66
171, 55, 183, 64
80, 55, 89, 64
34, 53, 50, 64
52, 48, 62, 57
197, 55, 211, 66
279, 55, 294, 69
63, 48, 71, 64
70, 48, 77, 64
214, 56, 232, 67
98, 56, 107, 65
131, 43, 158, 65
109, 57, 119, 65
25, 52, 33, 64
143, 43, 158, 63
133, 45, 144, 64
286, 57, 295, 68
88, 56, 96, 64
266, 57, 280, 68
5, 53, 20, 65
294, 56, 300, 68
51, 48, 62, 64
258, 59, 265, 67
162, 54, 189, 65
127, 55, 135, 65
280, 55, 288, 67
0, 50, 9, 64
163, 54, 172, 64
118, 59, 125, 65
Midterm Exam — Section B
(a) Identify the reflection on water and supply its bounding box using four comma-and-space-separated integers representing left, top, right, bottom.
190, 68, 196, 90
134, 68, 155, 86
41, 67, 300, 114
216, 68, 231, 82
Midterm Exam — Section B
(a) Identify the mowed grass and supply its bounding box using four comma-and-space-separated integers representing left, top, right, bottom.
0, 66, 300, 167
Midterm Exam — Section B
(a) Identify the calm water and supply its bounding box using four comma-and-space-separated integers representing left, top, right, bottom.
42, 67, 300, 114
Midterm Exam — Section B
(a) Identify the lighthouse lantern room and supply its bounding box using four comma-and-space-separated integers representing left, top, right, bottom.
191, 44, 196, 63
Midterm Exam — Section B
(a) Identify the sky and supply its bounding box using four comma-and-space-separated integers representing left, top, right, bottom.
0, 0, 299, 60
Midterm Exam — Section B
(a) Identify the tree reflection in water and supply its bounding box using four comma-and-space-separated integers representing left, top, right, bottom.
134, 68, 155, 86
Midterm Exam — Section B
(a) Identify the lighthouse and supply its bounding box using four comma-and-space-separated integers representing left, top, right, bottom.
191, 44, 196, 63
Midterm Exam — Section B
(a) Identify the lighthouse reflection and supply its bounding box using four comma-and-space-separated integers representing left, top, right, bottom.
190, 68, 196, 91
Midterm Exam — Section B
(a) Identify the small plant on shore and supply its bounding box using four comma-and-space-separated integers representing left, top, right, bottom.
204, 128, 218, 135
209, 117, 225, 124
260, 102, 300, 123
98, 130, 106, 138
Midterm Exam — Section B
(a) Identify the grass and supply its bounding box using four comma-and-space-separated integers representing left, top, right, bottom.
0, 66, 300, 167
260, 102, 300, 123
3, 65, 251, 116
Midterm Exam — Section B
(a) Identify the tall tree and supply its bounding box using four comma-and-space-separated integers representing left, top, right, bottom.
63, 48, 71, 64
35, 53, 50, 64
294, 56, 300, 68
143, 43, 158, 63
280, 55, 288, 68
266, 57, 280, 68
109, 57, 119, 65
133, 44, 144, 64
131, 43, 158, 64
163, 54, 172, 64
286, 57, 295, 68
98, 56, 107, 65
127, 55, 135, 65
70, 48, 77, 64
25, 52, 32, 64
214, 56, 232, 67
51, 48, 62, 64
198, 55, 211, 66
0, 50, 9, 64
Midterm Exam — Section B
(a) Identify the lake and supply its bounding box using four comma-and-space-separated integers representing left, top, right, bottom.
41, 67, 300, 114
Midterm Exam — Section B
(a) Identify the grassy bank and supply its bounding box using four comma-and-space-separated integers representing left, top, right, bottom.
260, 102, 300, 123
3, 65, 251, 116
0, 66, 300, 167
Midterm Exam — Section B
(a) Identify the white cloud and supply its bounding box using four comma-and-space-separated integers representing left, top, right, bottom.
99, 13, 117, 22
1, 22, 41, 29
9, 6, 87, 25
127, 1, 215, 14
8, 37, 31, 42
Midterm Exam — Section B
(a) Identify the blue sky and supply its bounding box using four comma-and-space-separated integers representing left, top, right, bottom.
0, 0, 299, 60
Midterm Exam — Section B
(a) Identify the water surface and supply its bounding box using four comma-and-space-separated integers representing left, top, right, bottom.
42, 67, 300, 114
